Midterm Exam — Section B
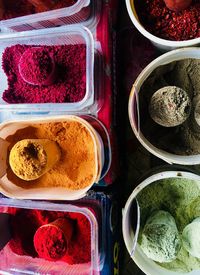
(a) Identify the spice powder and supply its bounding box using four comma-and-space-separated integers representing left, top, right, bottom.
6, 120, 97, 190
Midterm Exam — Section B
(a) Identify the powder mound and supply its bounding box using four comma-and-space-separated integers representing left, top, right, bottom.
18, 47, 55, 86
149, 86, 191, 127
141, 210, 181, 263
2, 44, 86, 103
34, 225, 67, 261
9, 139, 61, 181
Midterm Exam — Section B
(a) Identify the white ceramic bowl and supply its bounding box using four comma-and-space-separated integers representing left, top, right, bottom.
122, 170, 200, 275
128, 47, 200, 165
126, 0, 200, 51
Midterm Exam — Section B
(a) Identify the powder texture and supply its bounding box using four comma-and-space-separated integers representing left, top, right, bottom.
6, 120, 97, 190
2, 44, 86, 103
18, 47, 55, 86
8, 208, 91, 264
137, 178, 200, 272
149, 86, 191, 127
140, 58, 200, 155
34, 225, 67, 260
1, 0, 77, 20
9, 139, 61, 181
135, 0, 200, 41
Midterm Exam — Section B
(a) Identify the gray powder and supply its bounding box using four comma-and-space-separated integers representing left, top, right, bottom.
139, 58, 200, 155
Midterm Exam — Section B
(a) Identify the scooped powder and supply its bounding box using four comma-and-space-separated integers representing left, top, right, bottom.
137, 177, 200, 273
139, 58, 200, 155
135, 0, 200, 41
8, 208, 91, 264
2, 44, 86, 103
1, 0, 77, 20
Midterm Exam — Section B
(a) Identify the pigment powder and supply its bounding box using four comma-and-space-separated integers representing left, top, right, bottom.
6, 120, 97, 190
1, 0, 77, 20
18, 47, 55, 86
7, 208, 91, 264
135, 0, 200, 41
2, 44, 86, 103
139, 58, 200, 155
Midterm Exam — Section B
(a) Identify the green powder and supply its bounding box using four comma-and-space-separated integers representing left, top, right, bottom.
137, 177, 200, 273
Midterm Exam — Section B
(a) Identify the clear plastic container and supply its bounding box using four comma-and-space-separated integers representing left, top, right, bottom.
0, 197, 102, 275
0, 25, 95, 113
0, 0, 101, 33
0, 115, 111, 200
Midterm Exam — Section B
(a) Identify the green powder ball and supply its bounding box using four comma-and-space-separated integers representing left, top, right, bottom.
182, 217, 200, 259
141, 210, 181, 262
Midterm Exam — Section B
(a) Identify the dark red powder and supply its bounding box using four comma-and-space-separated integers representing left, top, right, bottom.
8, 208, 91, 264
135, 0, 200, 41
1, 0, 77, 20
2, 44, 86, 103
18, 47, 55, 86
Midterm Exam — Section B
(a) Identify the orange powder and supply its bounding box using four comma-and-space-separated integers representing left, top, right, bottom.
6, 120, 97, 190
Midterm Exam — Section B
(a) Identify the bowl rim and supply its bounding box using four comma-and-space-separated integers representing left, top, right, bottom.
128, 47, 200, 165
125, 0, 200, 47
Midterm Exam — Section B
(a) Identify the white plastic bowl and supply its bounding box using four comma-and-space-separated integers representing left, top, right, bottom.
126, 0, 200, 51
128, 47, 200, 165
122, 170, 200, 275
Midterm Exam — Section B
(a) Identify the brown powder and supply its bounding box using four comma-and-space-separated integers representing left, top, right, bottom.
6, 120, 97, 190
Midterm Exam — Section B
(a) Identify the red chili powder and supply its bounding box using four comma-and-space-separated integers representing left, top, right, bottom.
2, 44, 86, 103
34, 225, 67, 261
8, 209, 91, 264
135, 0, 200, 41
18, 47, 55, 86
2, 0, 77, 20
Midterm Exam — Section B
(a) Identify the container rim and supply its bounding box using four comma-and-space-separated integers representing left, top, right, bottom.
0, 0, 90, 26
126, 0, 200, 47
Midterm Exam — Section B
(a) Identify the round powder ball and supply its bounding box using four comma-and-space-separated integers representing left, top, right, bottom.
182, 217, 200, 258
140, 210, 181, 263
34, 224, 67, 261
149, 86, 191, 127
18, 47, 55, 86
163, 0, 192, 12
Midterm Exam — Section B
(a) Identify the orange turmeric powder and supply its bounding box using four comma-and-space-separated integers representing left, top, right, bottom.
6, 120, 98, 190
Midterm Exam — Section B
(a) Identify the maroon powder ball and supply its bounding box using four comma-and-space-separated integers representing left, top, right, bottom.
18, 47, 55, 86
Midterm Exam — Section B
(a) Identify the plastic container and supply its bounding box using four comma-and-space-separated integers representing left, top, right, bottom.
126, 0, 200, 51
128, 47, 200, 165
0, 0, 101, 33
122, 170, 200, 275
0, 25, 95, 112
0, 197, 102, 275
0, 115, 111, 200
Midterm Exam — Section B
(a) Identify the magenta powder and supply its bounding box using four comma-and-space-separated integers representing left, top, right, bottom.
2, 44, 86, 103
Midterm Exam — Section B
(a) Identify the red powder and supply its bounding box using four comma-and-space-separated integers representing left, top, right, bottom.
135, 0, 200, 41
8, 209, 91, 264
18, 47, 55, 86
2, 44, 86, 103
2, 0, 77, 20
34, 225, 67, 261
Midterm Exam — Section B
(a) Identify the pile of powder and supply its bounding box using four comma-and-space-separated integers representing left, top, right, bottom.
2, 44, 86, 103
135, 0, 200, 41
6, 120, 97, 190
137, 177, 200, 272
7, 208, 91, 264
139, 58, 200, 155
1, 0, 77, 20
